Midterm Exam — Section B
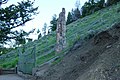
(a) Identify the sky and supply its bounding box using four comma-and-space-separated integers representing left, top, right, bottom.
2, 0, 88, 39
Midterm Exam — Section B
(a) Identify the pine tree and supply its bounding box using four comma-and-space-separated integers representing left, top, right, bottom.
81, 0, 105, 17
50, 14, 57, 31
71, 8, 81, 21
97, 0, 105, 8
74, 0, 81, 20
74, 8, 81, 20
81, 2, 91, 17
66, 12, 73, 25
42, 23, 47, 36
0, 0, 38, 46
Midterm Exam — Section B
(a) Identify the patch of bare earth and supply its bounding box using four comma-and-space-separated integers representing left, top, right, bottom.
35, 22, 120, 80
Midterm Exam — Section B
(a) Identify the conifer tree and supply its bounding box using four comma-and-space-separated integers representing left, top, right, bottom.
0, 0, 38, 46
66, 12, 73, 25
42, 23, 47, 36
74, 8, 81, 20
50, 14, 57, 31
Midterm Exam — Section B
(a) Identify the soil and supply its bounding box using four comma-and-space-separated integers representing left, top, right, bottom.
35, 22, 120, 80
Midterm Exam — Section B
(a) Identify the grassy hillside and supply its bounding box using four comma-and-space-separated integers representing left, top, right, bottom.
0, 2, 120, 69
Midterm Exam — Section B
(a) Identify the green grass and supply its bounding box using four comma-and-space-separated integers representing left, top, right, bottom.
0, 57, 18, 69
0, 2, 120, 69
36, 51, 56, 65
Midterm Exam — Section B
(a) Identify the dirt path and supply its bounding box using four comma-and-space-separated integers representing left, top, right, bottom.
0, 74, 24, 80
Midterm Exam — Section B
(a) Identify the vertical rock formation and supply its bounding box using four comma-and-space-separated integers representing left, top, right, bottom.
56, 8, 66, 52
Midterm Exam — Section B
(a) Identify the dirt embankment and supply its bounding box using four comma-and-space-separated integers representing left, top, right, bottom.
35, 22, 120, 80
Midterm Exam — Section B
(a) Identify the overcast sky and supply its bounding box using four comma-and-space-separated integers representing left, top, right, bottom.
2, 0, 88, 39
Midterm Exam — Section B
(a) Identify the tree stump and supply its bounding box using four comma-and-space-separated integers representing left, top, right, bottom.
56, 8, 66, 53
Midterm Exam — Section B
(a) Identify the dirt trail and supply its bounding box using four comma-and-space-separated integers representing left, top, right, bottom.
0, 74, 24, 80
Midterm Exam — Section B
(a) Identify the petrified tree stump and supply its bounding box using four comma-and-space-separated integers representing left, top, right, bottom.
56, 8, 66, 53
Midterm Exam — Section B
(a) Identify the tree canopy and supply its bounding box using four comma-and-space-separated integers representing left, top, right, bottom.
106, 0, 120, 6
81, 0, 105, 17
0, 0, 38, 46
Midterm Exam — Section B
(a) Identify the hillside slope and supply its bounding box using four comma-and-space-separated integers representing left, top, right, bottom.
33, 2, 120, 80
35, 21, 120, 80
0, 1, 120, 77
